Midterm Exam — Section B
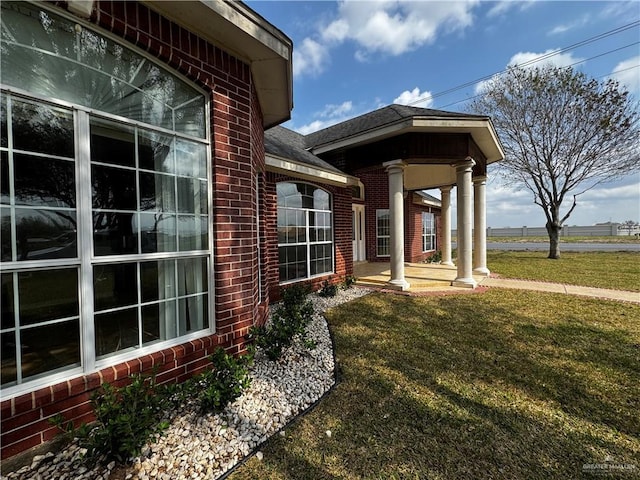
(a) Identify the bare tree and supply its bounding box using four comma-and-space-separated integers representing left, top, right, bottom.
471, 65, 639, 258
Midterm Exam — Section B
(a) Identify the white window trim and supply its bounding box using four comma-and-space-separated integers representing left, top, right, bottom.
422, 210, 436, 253
0, 91, 214, 399
376, 209, 390, 258
277, 182, 335, 284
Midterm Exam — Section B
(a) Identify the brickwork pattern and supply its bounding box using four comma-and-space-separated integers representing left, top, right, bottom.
1, 1, 265, 459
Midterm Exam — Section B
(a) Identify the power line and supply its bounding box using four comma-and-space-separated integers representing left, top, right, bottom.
408, 20, 640, 108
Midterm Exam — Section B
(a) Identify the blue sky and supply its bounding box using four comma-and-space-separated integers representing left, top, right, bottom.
247, 0, 640, 228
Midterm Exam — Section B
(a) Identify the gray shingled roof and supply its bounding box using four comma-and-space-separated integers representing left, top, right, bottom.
264, 126, 344, 174
305, 104, 487, 149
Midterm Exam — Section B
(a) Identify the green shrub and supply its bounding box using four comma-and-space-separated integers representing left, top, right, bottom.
81, 372, 169, 463
428, 250, 442, 263
249, 284, 316, 360
198, 347, 252, 412
318, 279, 338, 297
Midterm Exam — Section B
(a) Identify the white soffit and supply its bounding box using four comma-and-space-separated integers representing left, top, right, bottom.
143, 0, 293, 128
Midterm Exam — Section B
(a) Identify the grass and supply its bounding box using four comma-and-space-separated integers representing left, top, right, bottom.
229, 290, 639, 480
486, 235, 639, 244
487, 251, 640, 292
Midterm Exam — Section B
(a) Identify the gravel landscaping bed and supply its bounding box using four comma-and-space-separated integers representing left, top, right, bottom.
2, 287, 370, 480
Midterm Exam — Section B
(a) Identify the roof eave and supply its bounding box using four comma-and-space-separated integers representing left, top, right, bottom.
310, 116, 505, 164
143, 0, 293, 128
265, 154, 359, 187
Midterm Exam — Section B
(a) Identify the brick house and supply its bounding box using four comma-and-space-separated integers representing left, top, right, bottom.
0, 1, 503, 459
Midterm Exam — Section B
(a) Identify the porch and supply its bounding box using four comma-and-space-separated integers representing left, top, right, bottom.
353, 261, 488, 292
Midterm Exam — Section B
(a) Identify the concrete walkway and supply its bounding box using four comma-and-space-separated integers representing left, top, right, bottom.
353, 261, 640, 303
479, 277, 640, 303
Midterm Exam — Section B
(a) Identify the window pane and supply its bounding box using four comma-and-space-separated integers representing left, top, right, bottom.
93, 212, 138, 256
175, 139, 206, 179
141, 260, 176, 302
1, 94, 6, 148
174, 98, 207, 139
178, 295, 208, 335
313, 188, 330, 210
177, 177, 207, 214
142, 301, 179, 344
139, 213, 176, 253
18, 269, 78, 326
1, 331, 17, 386
1, 206, 11, 261
139, 130, 174, 173
13, 154, 75, 208
1, 151, 8, 205
11, 100, 74, 157
140, 172, 175, 212
91, 165, 136, 210
177, 215, 207, 251
93, 263, 137, 311
90, 120, 135, 168
178, 257, 208, 296
14, 208, 77, 260
1, 273, 15, 329
21, 319, 80, 380
95, 308, 138, 357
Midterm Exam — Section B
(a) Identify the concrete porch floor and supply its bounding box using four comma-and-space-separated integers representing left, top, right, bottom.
353, 261, 487, 292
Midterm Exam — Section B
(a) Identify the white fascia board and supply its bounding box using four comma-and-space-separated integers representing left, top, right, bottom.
265, 155, 358, 187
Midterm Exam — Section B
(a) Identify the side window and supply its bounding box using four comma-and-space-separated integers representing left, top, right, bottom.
277, 182, 333, 282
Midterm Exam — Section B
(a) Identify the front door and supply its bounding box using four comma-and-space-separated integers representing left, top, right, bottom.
352, 204, 366, 262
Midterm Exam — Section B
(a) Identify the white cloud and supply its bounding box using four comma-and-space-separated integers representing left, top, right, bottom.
393, 87, 434, 108
547, 15, 590, 36
507, 50, 584, 69
611, 56, 640, 96
294, 101, 359, 135
293, 38, 330, 77
486, 1, 535, 19
331, 1, 478, 58
296, 0, 479, 77
318, 101, 353, 118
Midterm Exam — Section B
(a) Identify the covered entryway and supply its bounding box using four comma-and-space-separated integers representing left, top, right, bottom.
352, 204, 366, 262
305, 105, 505, 290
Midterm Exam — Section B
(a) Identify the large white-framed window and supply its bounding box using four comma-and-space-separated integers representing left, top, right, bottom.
422, 211, 436, 252
1, 2, 212, 394
277, 182, 333, 282
376, 209, 390, 257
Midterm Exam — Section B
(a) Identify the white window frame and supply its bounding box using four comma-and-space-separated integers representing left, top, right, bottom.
422, 210, 436, 252
376, 209, 390, 258
277, 182, 334, 284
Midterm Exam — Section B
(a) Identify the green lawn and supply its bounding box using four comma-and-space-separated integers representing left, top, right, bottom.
229, 290, 639, 480
487, 251, 640, 292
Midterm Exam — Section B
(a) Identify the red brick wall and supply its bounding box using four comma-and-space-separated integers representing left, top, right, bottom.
356, 168, 389, 262
406, 201, 441, 263
264, 173, 353, 301
1, 1, 267, 459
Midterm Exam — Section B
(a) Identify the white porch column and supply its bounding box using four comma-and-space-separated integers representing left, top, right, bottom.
473, 175, 490, 275
440, 185, 454, 266
452, 157, 477, 288
384, 160, 410, 291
